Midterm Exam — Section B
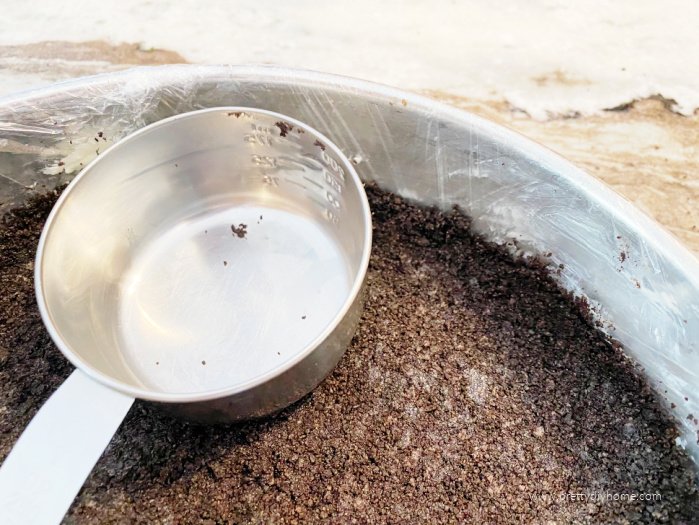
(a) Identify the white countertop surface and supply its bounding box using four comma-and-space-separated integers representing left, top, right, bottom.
2, 0, 698, 118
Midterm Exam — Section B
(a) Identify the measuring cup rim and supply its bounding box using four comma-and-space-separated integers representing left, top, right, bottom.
35, 106, 373, 404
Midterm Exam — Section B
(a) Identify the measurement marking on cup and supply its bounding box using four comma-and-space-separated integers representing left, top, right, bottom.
321, 150, 346, 183
308, 195, 341, 224
309, 196, 327, 209
286, 179, 307, 190
325, 209, 339, 224
262, 175, 279, 187
324, 170, 343, 194
302, 176, 323, 190
244, 124, 275, 146
251, 154, 277, 168
326, 191, 341, 209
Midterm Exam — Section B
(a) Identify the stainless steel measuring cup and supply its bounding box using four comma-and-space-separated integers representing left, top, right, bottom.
0, 107, 372, 524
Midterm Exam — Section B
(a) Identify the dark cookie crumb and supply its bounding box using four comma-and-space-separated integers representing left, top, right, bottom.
275, 121, 293, 137
313, 139, 326, 151
0, 184, 697, 524
231, 223, 247, 238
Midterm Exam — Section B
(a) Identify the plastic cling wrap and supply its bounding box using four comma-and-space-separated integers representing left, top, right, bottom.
2, 64, 699, 467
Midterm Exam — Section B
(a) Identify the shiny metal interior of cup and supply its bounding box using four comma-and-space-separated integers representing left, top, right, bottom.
36, 107, 371, 408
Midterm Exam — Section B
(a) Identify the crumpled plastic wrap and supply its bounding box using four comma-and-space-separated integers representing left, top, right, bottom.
1, 64, 698, 467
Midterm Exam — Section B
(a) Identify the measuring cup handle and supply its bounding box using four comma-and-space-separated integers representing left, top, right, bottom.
0, 369, 134, 525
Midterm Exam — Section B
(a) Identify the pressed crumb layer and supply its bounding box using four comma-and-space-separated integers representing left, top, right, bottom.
0, 184, 697, 524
